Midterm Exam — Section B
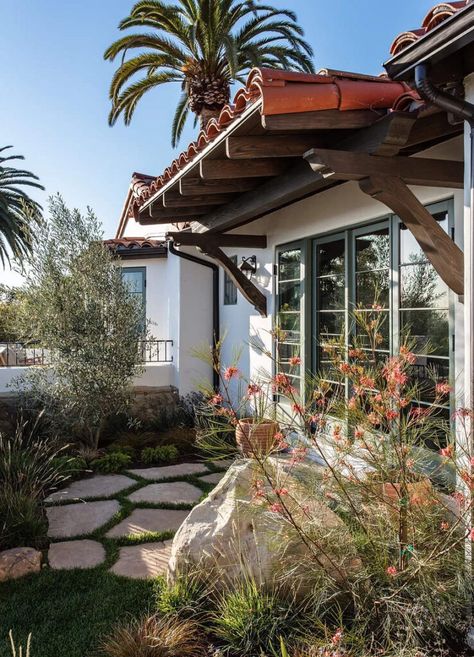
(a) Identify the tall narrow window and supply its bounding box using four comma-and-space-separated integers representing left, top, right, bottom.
224, 256, 238, 305
314, 236, 346, 397
276, 246, 303, 392
354, 225, 391, 362
399, 208, 451, 421
122, 267, 146, 332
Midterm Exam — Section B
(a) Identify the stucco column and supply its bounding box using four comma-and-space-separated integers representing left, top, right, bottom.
463, 74, 474, 646
465, 73, 474, 417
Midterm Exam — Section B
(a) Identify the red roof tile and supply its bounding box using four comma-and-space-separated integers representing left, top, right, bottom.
121, 67, 411, 224
390, 1, 470, 56
104, 237, 167, 252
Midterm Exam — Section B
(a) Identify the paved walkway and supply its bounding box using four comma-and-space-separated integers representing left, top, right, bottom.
44, 461, 229, 579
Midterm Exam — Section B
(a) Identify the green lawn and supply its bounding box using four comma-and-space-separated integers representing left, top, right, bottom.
0, 568, 156, 657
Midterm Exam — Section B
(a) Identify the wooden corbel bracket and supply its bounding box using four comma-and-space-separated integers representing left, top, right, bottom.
199, 244, 267, 317
359, 175, 464, 296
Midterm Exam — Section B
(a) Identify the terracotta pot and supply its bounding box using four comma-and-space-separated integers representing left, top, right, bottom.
235, 418, 279, 457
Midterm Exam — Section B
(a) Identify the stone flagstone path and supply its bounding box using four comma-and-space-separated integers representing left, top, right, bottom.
45, 461, 229, 579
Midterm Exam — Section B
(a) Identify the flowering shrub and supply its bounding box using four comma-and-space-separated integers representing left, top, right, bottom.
195, 306, 474, 656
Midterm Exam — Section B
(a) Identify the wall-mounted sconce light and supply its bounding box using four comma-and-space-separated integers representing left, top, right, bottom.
238, 255, 257, 278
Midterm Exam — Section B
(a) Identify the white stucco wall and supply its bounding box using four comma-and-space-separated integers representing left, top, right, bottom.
216, 136, 465, 399
0, 366, 23, 394
117, 250, 213, 396
464, 73, 474, 413
119, 218, 214, 394
175, 252, 214, 395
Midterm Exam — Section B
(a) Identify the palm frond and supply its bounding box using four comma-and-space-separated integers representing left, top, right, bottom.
171, 92, 190, 148
0, 146, 43, 267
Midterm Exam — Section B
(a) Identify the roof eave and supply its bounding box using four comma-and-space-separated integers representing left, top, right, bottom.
113, 247, 167, 260
137, 99, 263, 217
384, 2, 474, 81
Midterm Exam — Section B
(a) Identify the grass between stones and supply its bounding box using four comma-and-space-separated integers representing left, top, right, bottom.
0, 463, 227, 656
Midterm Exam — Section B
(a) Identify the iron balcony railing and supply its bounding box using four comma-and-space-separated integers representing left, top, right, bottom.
138, 339, 173, 363
0, 343, 50, 367
0, 339, 173, 367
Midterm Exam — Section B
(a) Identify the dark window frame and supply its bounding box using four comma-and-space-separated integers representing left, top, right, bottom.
275, 242, 305, 398
275, 198, 455, 416
121, 266, 147, 332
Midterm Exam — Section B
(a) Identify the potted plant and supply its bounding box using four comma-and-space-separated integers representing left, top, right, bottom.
235, 417, 280, 457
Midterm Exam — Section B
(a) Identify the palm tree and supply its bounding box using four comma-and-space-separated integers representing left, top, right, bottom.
104, 0, 314, 146
0, 146, 43, 267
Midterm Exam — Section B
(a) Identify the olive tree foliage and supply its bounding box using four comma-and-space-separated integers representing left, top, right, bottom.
14, 195, 144, 448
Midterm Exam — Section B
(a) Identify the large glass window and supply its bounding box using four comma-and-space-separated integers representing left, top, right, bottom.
122, 267, 146, 332
306, 200, 454, 418
276, 245, 303, 392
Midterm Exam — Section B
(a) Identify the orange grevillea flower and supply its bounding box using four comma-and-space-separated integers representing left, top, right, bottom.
440, 444, 454, 458
247, 383, 261, 396
289, 355, 301, 366
223, 366, 239, 381
269, 502, 283, 513
435, 382, 452, 396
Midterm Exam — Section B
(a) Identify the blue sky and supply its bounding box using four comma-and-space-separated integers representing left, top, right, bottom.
1, 0, 436, 284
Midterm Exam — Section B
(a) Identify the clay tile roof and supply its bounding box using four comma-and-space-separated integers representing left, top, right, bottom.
104, 237, 167, 257
390, 1, 470, 56
122, 66, 411, 223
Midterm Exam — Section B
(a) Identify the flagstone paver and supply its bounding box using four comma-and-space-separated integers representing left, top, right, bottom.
45, 474, 135, 503
128, 481, 202, 505
111, 541, 173, 579
43, 457, 216, 578
105, 508, 189, 538
127, 462, 209, 480
48, 539, 105, 570
199, 472, 225, 484
47, 500, 120, 539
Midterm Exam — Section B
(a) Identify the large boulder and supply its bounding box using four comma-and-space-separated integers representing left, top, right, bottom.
0, 547, 41, 582
168, 457, 360, 592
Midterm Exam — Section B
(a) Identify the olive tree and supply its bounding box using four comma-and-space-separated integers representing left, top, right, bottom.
14, 195, 144, 448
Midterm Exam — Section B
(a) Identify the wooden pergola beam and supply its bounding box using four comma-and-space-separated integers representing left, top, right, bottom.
262, 109, 380, 131
200, 158, 287, 180
167, 231, 267, 249
226, 135, 321, 159
360, 175, 464, 295
304, 148, 464, 188
139, 205, 215, 224
179, 177, 257, 196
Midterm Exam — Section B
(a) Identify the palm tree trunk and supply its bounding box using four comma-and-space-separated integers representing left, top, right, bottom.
199, 107, 224, 131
